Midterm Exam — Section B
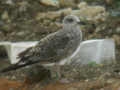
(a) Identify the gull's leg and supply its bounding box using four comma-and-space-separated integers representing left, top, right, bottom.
54, 63, 61, 79
50, 63, 61, 80
50, 63, 70, 83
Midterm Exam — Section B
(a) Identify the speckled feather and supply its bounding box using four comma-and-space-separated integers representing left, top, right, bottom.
18, 26, 82, 64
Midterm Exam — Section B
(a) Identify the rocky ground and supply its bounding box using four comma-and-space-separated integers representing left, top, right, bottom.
0, 0, 120, 90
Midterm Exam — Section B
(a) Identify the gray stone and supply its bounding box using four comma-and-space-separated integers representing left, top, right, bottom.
116, 27, 120, 34
40, 0, 59, 7
71, 2, 109, 23
6, 0, 14, 5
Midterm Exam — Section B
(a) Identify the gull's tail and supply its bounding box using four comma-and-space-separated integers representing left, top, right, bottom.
0, 60, 40, 73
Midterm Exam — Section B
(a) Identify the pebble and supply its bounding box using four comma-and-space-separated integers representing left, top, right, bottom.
116, 27, 120, 34
40, 0, 59, 7
1, 11, 9, 20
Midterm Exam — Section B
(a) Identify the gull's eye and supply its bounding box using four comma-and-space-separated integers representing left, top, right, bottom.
67, 18, 74, 23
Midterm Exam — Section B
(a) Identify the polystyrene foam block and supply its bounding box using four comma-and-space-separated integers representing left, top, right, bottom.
67, 39, 116, 64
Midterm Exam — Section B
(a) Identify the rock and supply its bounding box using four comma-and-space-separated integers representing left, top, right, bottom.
1, 11, 9, 20
40, 0, 59, 7
0, 42, 11, 59
6, 0, 14, 5
78, 2, 87, 9
112, 35, 120, 45
18, 1, 28, 12
66, 39, 116, 65
59, 0, 77, 7
46, 8, 72, 19
0, 21, 5, 26
110, 10, 120, 17
0, 42, 8, 58
105, 0, 114, 5
35, 8, 72, 20
71, 2, 109, 23
36, 2, 108, 24
35, 13, 46, 21
17, 31, 25, 36
116, 27, 120, 34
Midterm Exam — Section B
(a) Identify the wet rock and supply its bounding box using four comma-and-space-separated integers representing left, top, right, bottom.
71, 2, 109, 23
116, 27, 120, 34
0, 42, 11, 60
110, 10, 120, 17
40, 0, 59, 7
17, 31, 26, 36
1, 11, 9, 20
0, 21, 5, 26
105, 0, 113, 5
6, 0, 14, 5
78, 2, 87, 9
18, 1, 29, 12
59, 0, 77, 8
0, 45, 8, 58
35, 8, 72, 21
35, 2, 108, 26
112, 35, 120, 45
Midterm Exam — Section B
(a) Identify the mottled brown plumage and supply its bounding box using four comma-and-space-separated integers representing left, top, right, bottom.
0, 15, 84, 73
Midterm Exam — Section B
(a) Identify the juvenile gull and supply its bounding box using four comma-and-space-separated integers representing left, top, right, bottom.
0, 15, 85, 75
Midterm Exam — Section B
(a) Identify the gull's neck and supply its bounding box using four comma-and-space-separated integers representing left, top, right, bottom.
63, 24, 82, 41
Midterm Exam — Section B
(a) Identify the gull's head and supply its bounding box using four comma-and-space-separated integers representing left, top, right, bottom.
63, 15, 86, 27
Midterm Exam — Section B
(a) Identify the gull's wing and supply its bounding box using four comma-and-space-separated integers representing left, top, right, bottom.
18, 29, 78, 63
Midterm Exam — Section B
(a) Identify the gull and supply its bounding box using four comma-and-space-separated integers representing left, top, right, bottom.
0, 15, 86, 78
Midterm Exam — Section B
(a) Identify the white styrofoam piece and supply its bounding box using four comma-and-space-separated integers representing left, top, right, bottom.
0, 41, 38, 64
0, 39, 116, 65
10, 42, 39, 64
68, 39, 116, 64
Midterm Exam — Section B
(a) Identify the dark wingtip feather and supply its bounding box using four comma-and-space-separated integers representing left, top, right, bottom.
0, 60, 40, 73
0, 65, 17, 73
18, 47, 32, 58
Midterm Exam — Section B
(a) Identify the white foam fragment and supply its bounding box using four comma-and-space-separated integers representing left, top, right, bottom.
10, 42, 39, 64
0, 39, 116, 65
0, 41, 38, 64
68, 39, 116, 64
